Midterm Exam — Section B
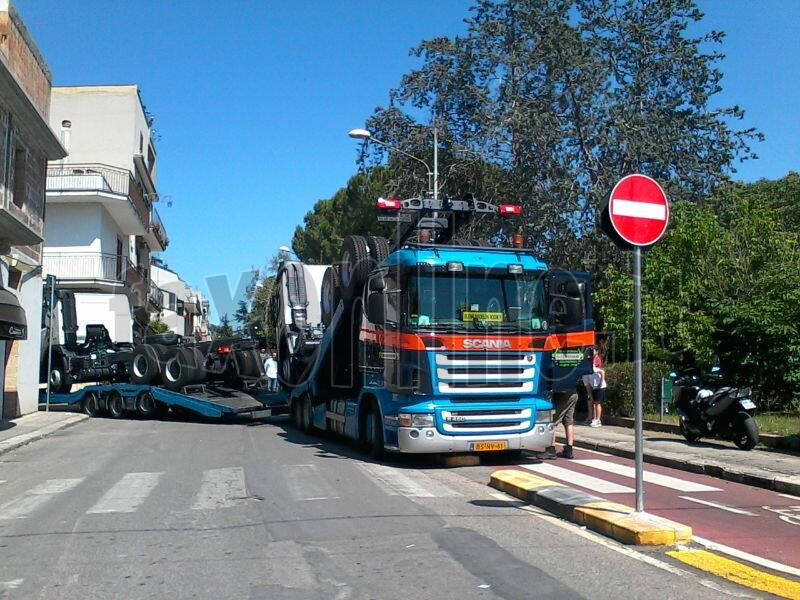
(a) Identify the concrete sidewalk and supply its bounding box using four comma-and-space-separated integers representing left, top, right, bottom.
0, 409, 88, 457
559, 422, 800, 496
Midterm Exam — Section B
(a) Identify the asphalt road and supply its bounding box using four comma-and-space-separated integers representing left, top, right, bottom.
0, 415, 766, 599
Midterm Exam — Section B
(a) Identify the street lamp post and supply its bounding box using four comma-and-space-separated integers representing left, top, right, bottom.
348, 127, 439, 201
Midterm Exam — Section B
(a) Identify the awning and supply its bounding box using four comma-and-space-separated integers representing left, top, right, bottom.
0, 287, 27, 340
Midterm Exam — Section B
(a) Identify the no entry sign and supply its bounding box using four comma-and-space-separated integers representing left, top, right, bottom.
607, 174, 669, 247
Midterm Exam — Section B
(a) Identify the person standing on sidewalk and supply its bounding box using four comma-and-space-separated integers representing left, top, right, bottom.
590, 347, 607, 427
544, 390, 577, 459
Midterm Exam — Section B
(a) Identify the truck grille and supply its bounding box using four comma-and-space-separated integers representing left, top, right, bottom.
435, 352, 535, 395
440, 408, 532, 433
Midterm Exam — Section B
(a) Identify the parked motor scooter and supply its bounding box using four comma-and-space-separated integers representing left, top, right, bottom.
670, 370, 759, 450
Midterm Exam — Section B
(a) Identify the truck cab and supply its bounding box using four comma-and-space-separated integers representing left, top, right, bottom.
272, 195, 594, 456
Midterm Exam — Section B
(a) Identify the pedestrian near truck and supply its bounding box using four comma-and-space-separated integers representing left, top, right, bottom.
264, 352, 278, 392
544, 390, 577, 459
589, 347, 606, 427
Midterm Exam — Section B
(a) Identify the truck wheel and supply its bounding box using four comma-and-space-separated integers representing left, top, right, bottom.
300, 394, 315, 432
49, 362, 73, 395
320, 266, 342, 327
367, 236, 390, 266
162, 347, 198, 392
107, 391, 125, 418
362, 401, 385, 459
291, 399, 303, 429
81, 392, 101, 417
234, 349, 262, 377
340, 235, 370, 300
136, 390, 157, 418
733, 412, 759, 450
129, 344, 162, 385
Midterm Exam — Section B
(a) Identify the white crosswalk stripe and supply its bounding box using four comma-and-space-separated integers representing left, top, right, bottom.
0, 478, 83, 519
573, 459, 722, 492
192, 467, 249, 510
520, 463, 634, 494
284, 464, 340, 501
355, 462, 461, 498
87, 472, 163, 514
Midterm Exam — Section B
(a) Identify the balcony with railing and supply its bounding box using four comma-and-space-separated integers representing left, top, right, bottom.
145, 205, 169, 251
43, 252, 152, 308
46, 163, 152, 234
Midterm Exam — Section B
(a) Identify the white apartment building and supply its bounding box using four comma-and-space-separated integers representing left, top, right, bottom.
0, 0, 66, 418
43, 85, 168, 344
151, 263, 209, 339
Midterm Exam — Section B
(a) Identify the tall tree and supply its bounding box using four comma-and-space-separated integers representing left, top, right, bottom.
364, 0, 761, 279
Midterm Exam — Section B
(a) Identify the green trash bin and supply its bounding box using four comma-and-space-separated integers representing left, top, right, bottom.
660, 378, 673, 419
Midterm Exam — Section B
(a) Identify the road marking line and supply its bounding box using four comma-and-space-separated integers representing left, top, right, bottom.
693, 535, 800, 579
779, 493, 800, 501
519, 463, 634, 494
0, 478, 83, 519
284, 464, 340, 501
489, 488, 748, 597
611, 198, 667, 220
87, 472, 162, 514
668, 549, 800, 599
191, 467, 249, 510
356, 462, 461, 498
571, 447, 612, 457
0, 579, 23, 590
678, 496, 759, 516
574, 459, 721, 492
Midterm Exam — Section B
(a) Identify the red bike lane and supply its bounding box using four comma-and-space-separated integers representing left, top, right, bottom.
499, 447, 800, 574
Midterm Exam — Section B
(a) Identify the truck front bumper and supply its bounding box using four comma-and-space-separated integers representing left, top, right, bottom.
391, 423, 555, 454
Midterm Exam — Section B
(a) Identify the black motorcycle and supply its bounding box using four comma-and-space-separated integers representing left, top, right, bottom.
671, 370, 759, 450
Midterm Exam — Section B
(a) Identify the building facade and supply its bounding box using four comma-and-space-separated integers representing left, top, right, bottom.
151, 263, 209, 340
0, 0, 66, 418
43, 85, 168, 345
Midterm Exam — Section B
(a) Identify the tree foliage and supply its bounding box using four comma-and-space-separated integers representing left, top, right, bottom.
208, 314, 234, 340
147, 316, 170, 335
596, 174, 800, 409
292, 167, 394, 263
363, 0, 761, 277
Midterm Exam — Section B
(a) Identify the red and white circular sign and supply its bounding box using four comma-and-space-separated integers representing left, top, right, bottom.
608, 174, 669, 246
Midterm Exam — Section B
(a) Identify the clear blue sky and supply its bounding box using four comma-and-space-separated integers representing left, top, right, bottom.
17, 1, 799, 321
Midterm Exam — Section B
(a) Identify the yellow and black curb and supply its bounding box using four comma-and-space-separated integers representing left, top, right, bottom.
489, 469, 691, 546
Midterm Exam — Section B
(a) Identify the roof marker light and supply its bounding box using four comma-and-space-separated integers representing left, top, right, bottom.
377, 197, 402, 210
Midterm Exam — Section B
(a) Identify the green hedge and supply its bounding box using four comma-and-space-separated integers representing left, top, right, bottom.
603, 361, 669, 418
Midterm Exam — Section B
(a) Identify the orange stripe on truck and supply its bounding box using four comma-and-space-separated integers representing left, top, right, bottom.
359, 329, 594, 352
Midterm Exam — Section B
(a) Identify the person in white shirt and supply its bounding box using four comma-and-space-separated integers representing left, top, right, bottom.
264, 352, 279, 392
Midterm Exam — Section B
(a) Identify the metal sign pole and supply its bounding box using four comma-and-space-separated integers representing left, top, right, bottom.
633, 247, 644, 512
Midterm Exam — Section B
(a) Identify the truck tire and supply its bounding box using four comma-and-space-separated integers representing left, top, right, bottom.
234, 348, 262, 378
81, 392, 101, 417
129, 344, 162, 385
366, 404, 385, 459
300, 394, 314, 433
320, 266, 341, 327
340, 235, 370, 300
162, 347, 199, 392
136, 390, 157, 418
367, 236, 390, 266
107, 390, 125, 418
49, 356, 73, 394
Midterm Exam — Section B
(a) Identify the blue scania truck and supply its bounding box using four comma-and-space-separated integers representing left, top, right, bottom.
271, 195, 594, 456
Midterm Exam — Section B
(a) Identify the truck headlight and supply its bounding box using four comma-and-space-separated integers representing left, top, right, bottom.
398, 413, 435, 427
536, 409, 553, 423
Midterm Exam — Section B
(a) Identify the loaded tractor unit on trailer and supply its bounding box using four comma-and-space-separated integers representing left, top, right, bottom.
41, 285, 273, 420
271, 195, 595, 456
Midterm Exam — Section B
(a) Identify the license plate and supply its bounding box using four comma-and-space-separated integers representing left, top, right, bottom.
470, 441, 508, 452
739, 399, 756, 410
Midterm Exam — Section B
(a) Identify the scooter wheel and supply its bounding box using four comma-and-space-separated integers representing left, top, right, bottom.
679, 419, 701, 443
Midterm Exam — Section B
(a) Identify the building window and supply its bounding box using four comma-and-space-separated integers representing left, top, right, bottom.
12, 146, 27, 208
147, 144, 156, 175
139, 133, 143, 154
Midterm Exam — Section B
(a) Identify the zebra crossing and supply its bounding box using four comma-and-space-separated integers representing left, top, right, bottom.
0, 461, 462, 522
520, 458, 722, 494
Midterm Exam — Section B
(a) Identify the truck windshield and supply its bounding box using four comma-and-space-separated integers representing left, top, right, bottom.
407, 270, 547, 332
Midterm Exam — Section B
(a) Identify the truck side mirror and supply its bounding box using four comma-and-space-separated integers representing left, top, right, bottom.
366, 292, 385, 324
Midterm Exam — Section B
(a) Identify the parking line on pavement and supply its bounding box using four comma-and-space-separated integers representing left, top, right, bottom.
678, 496, 759, 516
87, 472, 163, 514
356, 462, 461, 498
693, 535, 800, 579
284, 464, 340, 501
573, 459, 721, 492
520, 463, 634, 494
